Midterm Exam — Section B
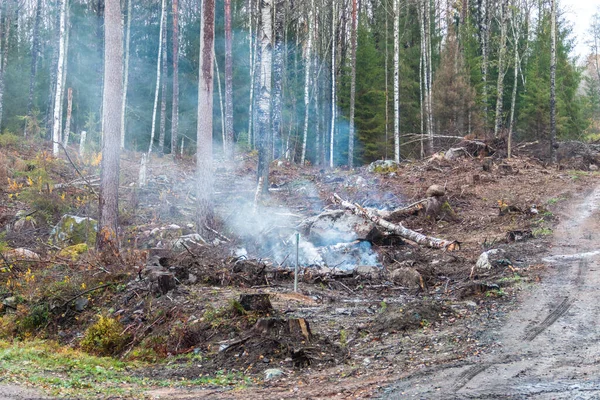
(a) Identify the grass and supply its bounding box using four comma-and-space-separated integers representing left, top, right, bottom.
0, 340, 251, 399
532, 227, 553, 237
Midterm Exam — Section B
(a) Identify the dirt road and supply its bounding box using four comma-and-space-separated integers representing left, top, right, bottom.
385, 185, 600, 399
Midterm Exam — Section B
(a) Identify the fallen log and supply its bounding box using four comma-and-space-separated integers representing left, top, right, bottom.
332, 194, 460, 251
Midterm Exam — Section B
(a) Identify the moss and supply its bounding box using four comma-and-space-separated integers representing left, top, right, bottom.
58, 243, 89, 260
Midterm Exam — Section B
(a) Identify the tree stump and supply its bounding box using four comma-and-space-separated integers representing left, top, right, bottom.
252, 317, 313, 342
239, 294, 273, 313
483, 157, 493, 172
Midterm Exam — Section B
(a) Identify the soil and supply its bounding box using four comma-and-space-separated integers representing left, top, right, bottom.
2, 142, 600, 399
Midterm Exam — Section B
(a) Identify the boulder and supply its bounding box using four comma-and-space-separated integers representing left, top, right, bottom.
426, 184, 445, 198
390, 267, 423, 289
354, 265, 381, 279
51, 215, 97, 246
301, 210, 380, 246
368, 160, 399, 173
475, 249, 512, 270
3, 248, 40, 261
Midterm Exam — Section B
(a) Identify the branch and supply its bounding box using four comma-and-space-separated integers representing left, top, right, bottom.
54, 141, 99, 197
332, 194, 460, 251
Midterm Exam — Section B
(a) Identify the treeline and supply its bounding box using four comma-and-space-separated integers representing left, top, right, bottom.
0, 0, 597, 166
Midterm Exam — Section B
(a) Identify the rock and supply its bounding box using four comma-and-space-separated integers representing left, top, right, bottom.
476, 249, 504, 270
2, 296, 17, 309
3, 248, 40, 261
483, 157, 493, 172
426, 184, 445, 198
368, 160, 399, 173
390, 268, 423, 289
264, 368, 284, 380
590, 164, 599, 171
301, 210, 380, 246
444, 147, 468, 161
354, 265, 381, 279
172, 234, 206, 249
143, 265, 177, 294
188, 273, 198, 284
51, 215, 98, 246
13, 213, 37, 232
75, 297, 89, 311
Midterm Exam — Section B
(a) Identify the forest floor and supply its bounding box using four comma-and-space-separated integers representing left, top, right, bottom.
0, 139, 599, 399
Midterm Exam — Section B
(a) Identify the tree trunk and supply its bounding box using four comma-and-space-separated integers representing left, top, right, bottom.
271, 0, 284, 161
52, 0, 68, 156
493, 0, 509, 138
171, 0, 179, 155
97, 0, 123, 251
508, 0, 522, 159
121, 0, 132, 149
481, 0, 491, 127
63, 88, 73, 146
329, 0, 336, 168
347, 0, 357, 168
393, 0, 400, 162
224, 0, 235, 161
149, 0, 166, 155
158, 0, 168, 157
257, 0, 272, 192
196, 0, 216, 232
24, 0, 43, 138
0, 7, 8, 132
248, 0, 256, 149
550, 0, 556, 161
301, 0, 314, 166
215, 55, 226, 148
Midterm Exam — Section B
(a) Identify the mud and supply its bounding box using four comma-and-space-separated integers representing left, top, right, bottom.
384, 184, 600, 399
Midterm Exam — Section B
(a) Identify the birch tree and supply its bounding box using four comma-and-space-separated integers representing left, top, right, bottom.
0, 5, 8, 131
171, 0, 180, 155
393, 0, 400, 162
329, 0, 336, 168
149, 0, 166, 155
97, 0, 123, 251
158, 0, 168, 156
52, 0, 68, 156
196, 0, 216, 231
257, 0, 273, 190
301, 0, 314, 165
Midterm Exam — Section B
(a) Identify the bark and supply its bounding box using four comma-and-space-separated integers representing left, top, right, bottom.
0, 7, 8, 132
271, 0, 284, 161
97, 0, 123, 251
159, 0, 168, 157
393, 0, 400, 162
121, 0, 132, 149
224, 0, 234, 160
52, 0, 68, 156
149, 0, 166, 155
333, 194, 460, 251
24, 0, 42, 138
196, 0, 216, 231
481, 0, 491, 126
550, 0, 556, 161
215, 55, 226, 147
58, 11, 71, 141
493, 0, 509, 138
257, 0, 272, 192
171, 0, 179, 155
45, 3, 60, 137
248, 0, 256, 149
301, 0, 314, 166
347, 0, 358, 168
63, 88, 73, 146
329, 0, 336, 168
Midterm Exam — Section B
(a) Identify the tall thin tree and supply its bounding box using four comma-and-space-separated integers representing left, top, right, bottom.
158, 0, 168, 156
271, 0, 284, 160
549, 0, 556, 160
121, 0, 132, 149
24, 0, 42, 138
393, 0, 400, 162
171, 0, 180, 155
52, 0, 68, 156
347, 0, 358, 167
224, 0, 235, 160
149, 0, 166, 155
329, 0, 336, 168
494, 0, 509, 138
97, 0, 123, 251
301, 0, 314, 165
196, 0, 216, 231
257, 0, 273, 190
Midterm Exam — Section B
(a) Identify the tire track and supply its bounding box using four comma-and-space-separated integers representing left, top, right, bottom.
524, 297, 574, 341
452, 363, 491, 392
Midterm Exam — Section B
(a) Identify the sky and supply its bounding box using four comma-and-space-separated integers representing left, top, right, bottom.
566, 0, 600, 61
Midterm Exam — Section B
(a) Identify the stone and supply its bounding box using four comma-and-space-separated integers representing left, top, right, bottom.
172, 234, 206, 249
51, 215, 97, 246
2, 296, 17, 309
426, 184, 445, 198
264, 368, 284, 380
188, 273, 198, 284
476, 249, 504, 270
368, 160, 399, 173
390, 268, 423, 289
75, 297, 89, 311
3, 248, 40, 261
590, 164, 599, 171
444, 147, 468, 161
354, 265, 381, 279
301, 210, 379, 246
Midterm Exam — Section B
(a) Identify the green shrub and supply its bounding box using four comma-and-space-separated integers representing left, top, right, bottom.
80, 315, 129, 356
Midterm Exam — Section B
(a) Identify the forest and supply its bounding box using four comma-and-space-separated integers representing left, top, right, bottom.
1, 0, 599, 167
